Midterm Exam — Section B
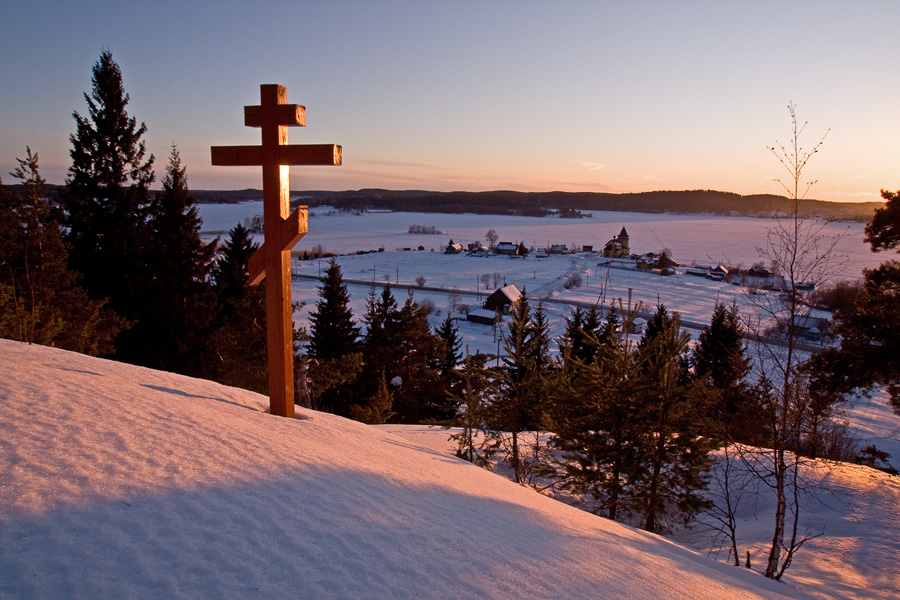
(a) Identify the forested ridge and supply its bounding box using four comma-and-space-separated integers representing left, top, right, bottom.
187, 187, 880, 222
21, 181, 878, 222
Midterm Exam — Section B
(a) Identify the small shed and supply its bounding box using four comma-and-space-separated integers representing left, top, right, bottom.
467, 308, 497, 326
549, 244, 568, 254
791, 312, 831, 341
627, 317, 646, 334
710, 265, 729, 281
495, 242, 519, 256
484, 284, 522, 314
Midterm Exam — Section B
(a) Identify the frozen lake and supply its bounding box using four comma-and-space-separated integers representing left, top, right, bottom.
198, 202, 886, 355
199, 202, 883, 277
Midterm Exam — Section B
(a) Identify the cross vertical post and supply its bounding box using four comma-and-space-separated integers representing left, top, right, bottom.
211, 84, 341, 417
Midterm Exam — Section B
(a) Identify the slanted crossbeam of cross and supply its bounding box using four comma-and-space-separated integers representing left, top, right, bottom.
212, 84, 341, 417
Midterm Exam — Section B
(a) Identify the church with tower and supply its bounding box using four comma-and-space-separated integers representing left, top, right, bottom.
603, 227, 630, 258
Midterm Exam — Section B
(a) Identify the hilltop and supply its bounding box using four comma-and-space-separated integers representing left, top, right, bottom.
0, 338, 827, 600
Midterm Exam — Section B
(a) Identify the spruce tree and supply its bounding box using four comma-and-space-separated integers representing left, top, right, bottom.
435, 313, 462, 377
693, 302, 753, 438
209, 225, 268, 394
349, 370, 394, 424
122, 145, 217, 373
357, 286, 446, 423
358, 283, 402, 401
434, 313, 464, 417
449, 351, 494, 464
0, 149, 122, 354
560, 306, 584, 365
813, 190, 900, 410
487, 294, 534, 483
391, 292, 445, 423
524, 299, 552, 429
214, 223, 255, 307
549, 316, 642, 521
597, 304, 621, 349
306, 258, 361, 415
62, 50, 154, 331
308, 258, 360, 362
573, 304, 603, 363
553, 302, 713, 531
635, 306, 714, 534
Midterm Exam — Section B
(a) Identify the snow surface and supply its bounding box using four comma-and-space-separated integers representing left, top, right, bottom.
0, 339, 834, 600
379, 409, 900, 600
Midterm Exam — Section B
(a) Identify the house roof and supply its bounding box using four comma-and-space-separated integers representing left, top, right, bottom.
484, 284, 523, 311
468, 308, 496, 319
498, 284, 521, 303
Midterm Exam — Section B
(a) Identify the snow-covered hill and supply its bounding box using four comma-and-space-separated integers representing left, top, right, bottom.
380, 421, 900, 600
0, 339, 824, 599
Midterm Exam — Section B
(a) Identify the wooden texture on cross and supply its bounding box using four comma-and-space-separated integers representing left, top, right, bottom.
211, 84, 341, 417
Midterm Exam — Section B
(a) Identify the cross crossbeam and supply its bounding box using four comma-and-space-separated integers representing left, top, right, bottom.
211, 84, 341, 417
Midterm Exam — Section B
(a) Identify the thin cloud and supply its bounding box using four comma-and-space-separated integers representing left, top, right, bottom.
355, 157, 448, 171
579, 161, 607, 172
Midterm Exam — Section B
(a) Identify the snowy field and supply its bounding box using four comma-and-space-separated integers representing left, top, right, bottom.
199, 203, 886, 356
4, 339, 898, 599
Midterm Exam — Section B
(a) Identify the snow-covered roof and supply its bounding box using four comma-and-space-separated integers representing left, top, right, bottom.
498, 283, 521, 302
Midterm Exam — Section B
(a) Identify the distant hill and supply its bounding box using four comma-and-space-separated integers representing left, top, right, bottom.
192, 188, 882, 222
22, 183, 878, 222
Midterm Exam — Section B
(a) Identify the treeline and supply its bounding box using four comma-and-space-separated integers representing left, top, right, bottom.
190, 188, 880, 222
303, 261, 462, 424
1, 51, 270, 394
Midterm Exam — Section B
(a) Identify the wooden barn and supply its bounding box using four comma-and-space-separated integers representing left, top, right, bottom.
483, 284, 522, 315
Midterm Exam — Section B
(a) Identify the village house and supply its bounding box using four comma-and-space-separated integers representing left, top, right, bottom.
709, 265, 729, 281
603, 227, 630, 258
791, 311, 831, 342
495, 242, 519, 256
445, 241, 463, 254
483, 284, 522, 315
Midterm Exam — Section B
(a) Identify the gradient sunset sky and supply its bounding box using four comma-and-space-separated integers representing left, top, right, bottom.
1, 1, 898, 202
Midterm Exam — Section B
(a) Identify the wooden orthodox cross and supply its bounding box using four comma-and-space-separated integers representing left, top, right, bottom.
212, 84, 341, 418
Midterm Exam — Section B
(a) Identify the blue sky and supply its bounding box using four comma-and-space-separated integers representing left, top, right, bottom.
1, 1, 898, 201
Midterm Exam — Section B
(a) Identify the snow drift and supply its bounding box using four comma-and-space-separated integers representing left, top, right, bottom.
1, 339, 817, 599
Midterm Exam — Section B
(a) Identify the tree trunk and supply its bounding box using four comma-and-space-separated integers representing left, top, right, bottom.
644, 432, 665, 534
511, 429, 521, 483
608, 441, 621, 521
765, 448, 786, 578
